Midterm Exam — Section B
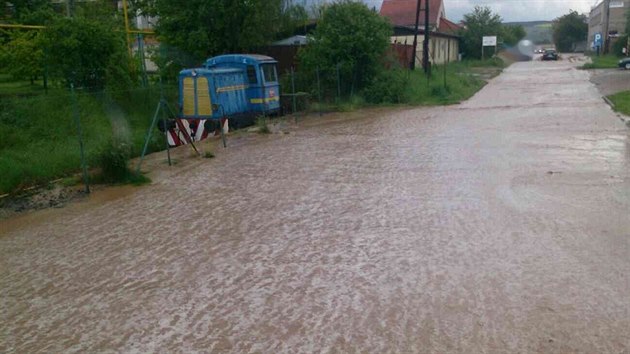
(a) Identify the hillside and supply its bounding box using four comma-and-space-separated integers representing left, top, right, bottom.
505, 21, 553, 45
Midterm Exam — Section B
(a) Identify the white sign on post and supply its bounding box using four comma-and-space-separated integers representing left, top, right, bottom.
483, 36, 497, 46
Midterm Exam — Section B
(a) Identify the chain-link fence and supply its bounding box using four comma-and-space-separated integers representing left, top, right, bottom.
0, 82, 177, 195
278, 62, 375, 116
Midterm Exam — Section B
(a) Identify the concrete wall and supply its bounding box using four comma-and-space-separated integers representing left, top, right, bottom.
391, 35, 459, 65
588, 0, 630, 50
608, 0, 630, 34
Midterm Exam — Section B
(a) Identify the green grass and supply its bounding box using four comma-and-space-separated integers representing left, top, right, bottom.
403, 61, 498, 105
0, 74, 50, 96
608, 90, 630, 116
0, 85, 177, 194
309, 59, 503, 110
582, 55, 622, 69
459, 57, 506, 68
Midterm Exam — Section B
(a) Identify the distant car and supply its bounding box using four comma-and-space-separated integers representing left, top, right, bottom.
619, 57, 630, 70
542, 50, 558, 61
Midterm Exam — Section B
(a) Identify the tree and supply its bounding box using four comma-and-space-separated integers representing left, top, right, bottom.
552, 11, 587, 52
129, 1, 310, 77
43, 17, 129, 90
459, 6, 503, 59
0, 30, 44, 83
276, 3, 309, 40
299, 0, 391, 92
502, 25, 527, 47
149, 0, 284, 61
4, 0, 56, 24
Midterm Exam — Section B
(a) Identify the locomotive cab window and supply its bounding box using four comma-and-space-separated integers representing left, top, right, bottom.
262, 64, 277, 83
247, 65, 258, 84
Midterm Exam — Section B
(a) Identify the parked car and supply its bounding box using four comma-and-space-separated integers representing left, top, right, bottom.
619, 57, 630, 70
542, 50, 558, 61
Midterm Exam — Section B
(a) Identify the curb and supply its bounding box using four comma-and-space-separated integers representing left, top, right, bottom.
602, 96, 630, 127
602, 96, 615, 108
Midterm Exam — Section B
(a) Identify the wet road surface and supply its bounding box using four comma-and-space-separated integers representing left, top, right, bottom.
1, 59, 629, 353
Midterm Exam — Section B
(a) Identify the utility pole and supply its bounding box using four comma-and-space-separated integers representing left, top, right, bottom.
410, 0, 422, 70
122, 0, 133, 58
422, 0, 430, 75
603, 0, 611, 54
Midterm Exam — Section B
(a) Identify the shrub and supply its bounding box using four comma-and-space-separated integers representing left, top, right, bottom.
362, 69, 409, 104
43, 17, 133, 90
612, 36, 629, 57
97, 139, 132, 183
299, 1, 392, 97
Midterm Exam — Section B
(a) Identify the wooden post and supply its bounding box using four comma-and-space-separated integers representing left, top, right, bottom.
411, 0, 422, 70
423, 0, 430, 75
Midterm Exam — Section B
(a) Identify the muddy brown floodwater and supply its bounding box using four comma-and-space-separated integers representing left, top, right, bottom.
1, 58, 629, 353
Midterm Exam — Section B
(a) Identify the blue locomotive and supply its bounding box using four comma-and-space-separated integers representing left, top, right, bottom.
167, 54, 280, 146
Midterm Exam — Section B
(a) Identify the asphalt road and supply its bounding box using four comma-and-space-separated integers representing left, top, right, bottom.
1, 58, 629, 353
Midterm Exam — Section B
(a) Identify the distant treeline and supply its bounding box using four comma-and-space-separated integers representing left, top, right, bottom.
505, 21, 554, 45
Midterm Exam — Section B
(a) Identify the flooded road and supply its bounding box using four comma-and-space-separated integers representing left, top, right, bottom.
2, 59, 629, 353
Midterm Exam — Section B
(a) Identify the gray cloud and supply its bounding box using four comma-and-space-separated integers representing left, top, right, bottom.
444, 0, 594, 22
304, 0, 595, 22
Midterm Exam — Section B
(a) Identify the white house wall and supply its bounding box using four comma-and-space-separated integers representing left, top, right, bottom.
391, 35, 459, 65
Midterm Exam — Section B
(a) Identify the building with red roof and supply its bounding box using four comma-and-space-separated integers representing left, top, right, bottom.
380, 0, 461, 66
380, 0, 445, 29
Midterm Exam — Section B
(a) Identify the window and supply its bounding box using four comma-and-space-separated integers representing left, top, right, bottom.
247, 65, 258, 84
261, 64, 278, 83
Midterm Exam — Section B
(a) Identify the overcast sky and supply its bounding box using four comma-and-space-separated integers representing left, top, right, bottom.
304, 0, 598, 22
442, 0, 595, 22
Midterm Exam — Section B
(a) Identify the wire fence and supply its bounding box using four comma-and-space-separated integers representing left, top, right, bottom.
278, 62, 378, 116
0, 83, 178, 194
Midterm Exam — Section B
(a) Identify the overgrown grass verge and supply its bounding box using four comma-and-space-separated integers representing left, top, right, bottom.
356, 58, 502, 107
0, 74, 50, 97
307, 59, 503, 112
607, 90, 630, 117
403, 62, 493, 105
582, 55, 622, 69
0, 86, 175, 194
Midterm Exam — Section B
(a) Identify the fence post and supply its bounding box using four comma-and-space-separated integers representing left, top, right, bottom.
158, 78, 172, 165
291, 66, 297, 116
350, 69, 355, 98
336, 63, 341, 103
70, 83, 90, 194
316, 66, 322, 116
43, 49, 48, 94
137, 33, 149, 87
444, 44, 449, 89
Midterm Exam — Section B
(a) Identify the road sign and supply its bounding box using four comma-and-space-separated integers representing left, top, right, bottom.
483, 36, 497, 46
594, 33, 602, 46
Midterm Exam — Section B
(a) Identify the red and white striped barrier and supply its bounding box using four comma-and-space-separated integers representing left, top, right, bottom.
165, 118, 228, 147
